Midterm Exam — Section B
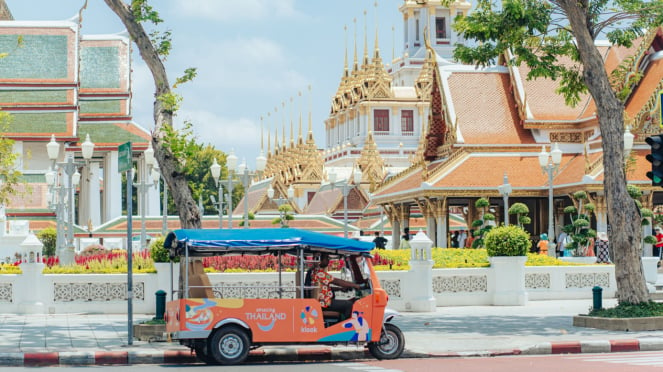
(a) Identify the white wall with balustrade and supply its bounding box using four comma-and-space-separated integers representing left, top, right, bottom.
0, 262, 622, 314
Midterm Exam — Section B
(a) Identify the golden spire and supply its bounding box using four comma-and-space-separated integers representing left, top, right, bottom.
281, 101, 286, 151
308, 85, 314, 138
260, 115, 264, 152
362, 9, 369, 68
353, 17, 359, 73
267, 112, 271, 157
298, 91, 303, 145
290, 96, 295, 148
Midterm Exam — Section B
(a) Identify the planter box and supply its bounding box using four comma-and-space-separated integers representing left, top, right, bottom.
573, 315, 663, 331
133, 323, 167, 342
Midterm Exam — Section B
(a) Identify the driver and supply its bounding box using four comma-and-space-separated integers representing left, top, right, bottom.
311, 253, 362, 320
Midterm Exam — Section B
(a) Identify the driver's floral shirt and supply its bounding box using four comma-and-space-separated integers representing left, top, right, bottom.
311, 267, 333, 307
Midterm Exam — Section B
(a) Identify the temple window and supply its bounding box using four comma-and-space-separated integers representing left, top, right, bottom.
401, 110, 414, 135
436, 17, 447, 39
374, 109, 390, 134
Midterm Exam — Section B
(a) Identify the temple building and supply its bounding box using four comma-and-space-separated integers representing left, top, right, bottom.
246, 0, 663, 250
0, 1, 159, 247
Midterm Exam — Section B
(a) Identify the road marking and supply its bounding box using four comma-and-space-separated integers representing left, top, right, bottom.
566, 352, 663, 366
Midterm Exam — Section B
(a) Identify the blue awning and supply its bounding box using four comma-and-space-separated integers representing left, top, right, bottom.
165, 228, 374, 256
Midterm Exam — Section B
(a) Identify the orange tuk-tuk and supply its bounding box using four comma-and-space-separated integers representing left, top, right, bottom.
163, 228, 404, 365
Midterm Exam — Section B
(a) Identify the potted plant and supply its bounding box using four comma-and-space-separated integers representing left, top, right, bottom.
484, 225, 530, 305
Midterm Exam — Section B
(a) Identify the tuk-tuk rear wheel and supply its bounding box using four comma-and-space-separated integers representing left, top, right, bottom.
368, 323, 405, 360
209, 325, 251, 365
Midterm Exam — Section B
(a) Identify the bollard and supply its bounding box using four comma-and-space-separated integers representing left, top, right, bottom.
592, 286, 603, 310
155, 290, 167, 320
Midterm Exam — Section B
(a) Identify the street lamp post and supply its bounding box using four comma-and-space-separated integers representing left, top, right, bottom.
268, 184, 294, 227
328, 167, 362, 238
46, 134, 94, 264
497, 173, 512, 226
236, 153, 267, 229
539, 143, 562, 257
135, 142, 159, 250
210, 151, 238, 229
209, 158, 225, 229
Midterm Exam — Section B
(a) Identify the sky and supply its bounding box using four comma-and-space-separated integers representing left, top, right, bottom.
5, 0, 403, 169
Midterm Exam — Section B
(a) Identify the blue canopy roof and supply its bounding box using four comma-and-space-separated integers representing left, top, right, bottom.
165, 228, 375, 256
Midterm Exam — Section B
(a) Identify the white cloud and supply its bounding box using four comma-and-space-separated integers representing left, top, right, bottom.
175, 109, 262, 163
171, 0, 300, 22
172, 36, 308, 101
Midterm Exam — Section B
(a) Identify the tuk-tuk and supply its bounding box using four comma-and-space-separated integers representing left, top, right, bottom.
163, 228, 404, 365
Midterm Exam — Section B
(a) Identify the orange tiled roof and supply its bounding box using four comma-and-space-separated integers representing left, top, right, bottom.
625, 57, 663, 119
448, 72, 535, 144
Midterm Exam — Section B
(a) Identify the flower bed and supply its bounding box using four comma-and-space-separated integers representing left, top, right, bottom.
1, 247, 584, 274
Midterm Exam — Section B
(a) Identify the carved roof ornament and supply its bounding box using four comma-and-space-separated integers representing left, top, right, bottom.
357, 130, 386, 192
415, 48, 436, 100
422, 29, 448, 162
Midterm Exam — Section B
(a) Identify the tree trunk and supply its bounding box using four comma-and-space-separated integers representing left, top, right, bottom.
559, 1, 649, 303
103, 0, 201, 230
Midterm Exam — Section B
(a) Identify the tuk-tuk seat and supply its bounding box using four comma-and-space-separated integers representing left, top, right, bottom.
188, 260, 215, 298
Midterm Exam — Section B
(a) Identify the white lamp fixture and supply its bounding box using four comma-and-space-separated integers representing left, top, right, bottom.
210, 158, 221, 182
47, 134, 59, 161
81, 134, 95, 161
227, 149, 238, 172
624, 126, 634, 154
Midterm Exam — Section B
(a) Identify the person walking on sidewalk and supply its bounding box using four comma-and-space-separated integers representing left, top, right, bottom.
372, 231, 387, 249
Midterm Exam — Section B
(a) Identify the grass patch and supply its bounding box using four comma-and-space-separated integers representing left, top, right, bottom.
588, 301, 663, 318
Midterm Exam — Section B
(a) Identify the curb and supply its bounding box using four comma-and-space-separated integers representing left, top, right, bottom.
2, 339, 663, 366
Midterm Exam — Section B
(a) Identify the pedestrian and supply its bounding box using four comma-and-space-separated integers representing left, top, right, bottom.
556, 231, 568, 258
655, 227, 663, 260
458, 230, 467, 249
595, 231, 610, 263
400, 228, 411, 250
537, 233, 549, 255
451, 231, 459, 248
372, 231, 387, 249
465, 230, 475, 248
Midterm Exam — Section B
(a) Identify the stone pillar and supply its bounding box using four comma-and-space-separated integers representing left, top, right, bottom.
392, 219, 401, 250
104, 151, 122, 223
490, 256, 528, 306
79, 162, 101, 229
18, 233, 46, 314
403, 230, 435, 312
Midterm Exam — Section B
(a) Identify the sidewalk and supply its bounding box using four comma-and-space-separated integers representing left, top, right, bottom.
2, 299, 663, 366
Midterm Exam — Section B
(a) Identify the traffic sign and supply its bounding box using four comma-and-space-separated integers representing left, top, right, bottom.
118, 142, 132, 173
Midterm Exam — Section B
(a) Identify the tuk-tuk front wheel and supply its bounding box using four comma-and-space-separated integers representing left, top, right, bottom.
209, 325, 251, 365
368, 323, 405, 360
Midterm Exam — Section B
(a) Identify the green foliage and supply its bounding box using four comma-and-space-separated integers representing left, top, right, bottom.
148, 236, 170, 263
0, 112, 23, 206
484, 225, 531, 257
475, 198, 489, 208
131, 0, 163, 24
509, 202, 531, 228
272, 204, 295, 228
174, 68, 198, 88
452, 0, 663, 106
156, 92, 182, 113
588, 301, 663, 318
562, 191, 596, 256
36, 227, 57, 257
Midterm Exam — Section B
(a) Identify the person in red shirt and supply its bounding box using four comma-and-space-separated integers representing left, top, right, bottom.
655, 227, 663, 260
310, 253, 362, 319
